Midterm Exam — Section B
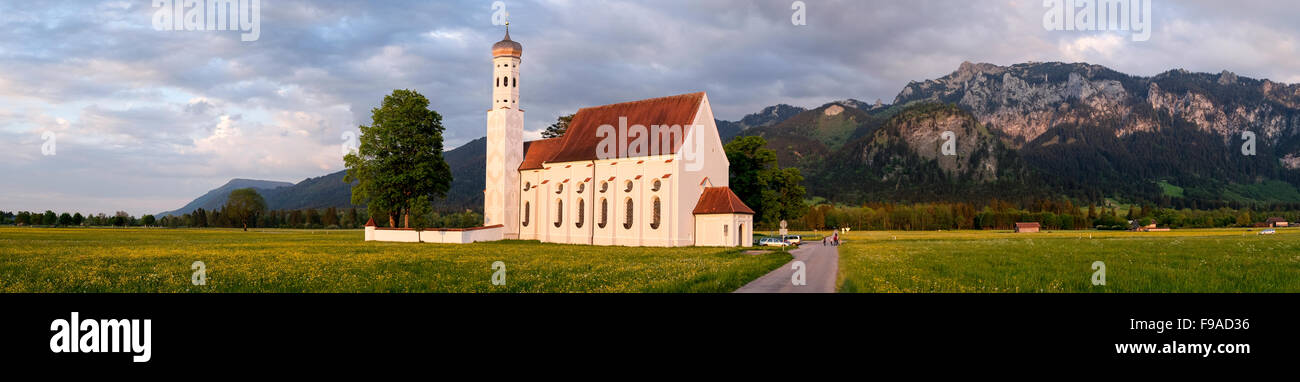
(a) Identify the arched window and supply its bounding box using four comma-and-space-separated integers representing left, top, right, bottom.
555, 183, 564, 194
598, 198, 608, 228
738, 223, 745, 246
523, 182, 530, 191
624, 180, 633, 193
522, 202, 530, 227
650, 196, 661, 230
554, 199, 563, 228
600, 182, 608, 193
652, 179, 661, 192
512, 77, 517, 87
577, 183, 585, 194
723, 225, 729, 238
576, 199, 585, 228
505, 76, 510, 87
623, 198, 634, 229
496, 77, 499, 87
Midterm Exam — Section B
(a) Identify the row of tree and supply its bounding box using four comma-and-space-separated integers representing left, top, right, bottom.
1, 205, 481, 230
793, 199, 1299, 231
3, 210, 154, 227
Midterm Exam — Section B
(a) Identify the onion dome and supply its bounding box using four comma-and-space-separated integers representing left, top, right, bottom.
492, 27, 522, 58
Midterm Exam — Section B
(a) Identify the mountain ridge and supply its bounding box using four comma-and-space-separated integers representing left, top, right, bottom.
165, 61, 1300, 215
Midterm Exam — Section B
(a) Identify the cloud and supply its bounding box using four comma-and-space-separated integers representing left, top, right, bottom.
0, 0, 1296, 215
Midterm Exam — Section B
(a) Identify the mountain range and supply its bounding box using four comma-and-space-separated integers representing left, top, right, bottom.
162, 61, 1300, 216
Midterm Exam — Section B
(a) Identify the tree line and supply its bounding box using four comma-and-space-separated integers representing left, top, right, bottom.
0, 205, 482, 230
793, 199, 1299, 231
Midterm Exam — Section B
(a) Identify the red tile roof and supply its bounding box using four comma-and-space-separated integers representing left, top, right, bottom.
693, 187, 754, 215
545, 92, 704, 163
1015, 222, 1041, 229
364, 218, 376, 227
519, 138, 565, 171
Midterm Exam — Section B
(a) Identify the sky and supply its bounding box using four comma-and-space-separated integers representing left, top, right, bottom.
2, 0, 1298, 215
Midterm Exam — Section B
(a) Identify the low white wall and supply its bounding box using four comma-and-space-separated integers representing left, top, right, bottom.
366, 225, 504, 244
370, 228, 421, 243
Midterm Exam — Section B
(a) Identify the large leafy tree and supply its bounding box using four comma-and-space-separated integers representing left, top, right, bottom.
344, 89, 453, 228
224, 188, 267, 231
541, 113, 574, 138
724, 136, 807, 226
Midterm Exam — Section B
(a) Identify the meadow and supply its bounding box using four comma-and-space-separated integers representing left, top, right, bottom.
835, 228, 1300, 292
0, 227, 789, 293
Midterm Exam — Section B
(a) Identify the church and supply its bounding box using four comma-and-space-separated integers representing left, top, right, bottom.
368, 27, 754, 247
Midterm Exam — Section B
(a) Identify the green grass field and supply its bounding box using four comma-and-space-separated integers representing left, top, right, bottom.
0, 227, 789, 293
836, 228, 1300, 292
5, 227, 1297, 293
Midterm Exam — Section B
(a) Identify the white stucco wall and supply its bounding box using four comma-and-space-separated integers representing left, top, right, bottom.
693, 214, 753, 247
485, 54, 523, 239
509, 93, 731, 247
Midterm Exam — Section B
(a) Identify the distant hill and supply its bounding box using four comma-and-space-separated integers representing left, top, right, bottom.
716, 104, 806, 142
160, 137, 487, 216
157, 179, 294, 217
735, 61, 1300, 207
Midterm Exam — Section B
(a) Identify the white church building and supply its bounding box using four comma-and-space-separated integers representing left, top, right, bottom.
368, 28, 754, 247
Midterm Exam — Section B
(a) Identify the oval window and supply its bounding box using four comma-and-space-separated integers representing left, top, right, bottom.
554, 199, 563, 228
623, 198, 634, 229
598, 198, 608, 228
576, 199, 585, 228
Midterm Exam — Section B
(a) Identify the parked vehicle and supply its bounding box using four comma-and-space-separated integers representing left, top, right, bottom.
782, 235, 802, 245
1259, 229, 1277, 235
758, 237, 790, 247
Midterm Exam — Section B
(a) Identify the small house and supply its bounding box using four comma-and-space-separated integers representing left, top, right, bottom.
1014, 222, 1040, 233
1265, 217, 1289, 228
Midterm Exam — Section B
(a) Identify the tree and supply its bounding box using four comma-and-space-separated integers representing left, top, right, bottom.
409, 196, 433, 234
724, 136, 778, 220
723, 136, 805, 226
344, 89, 453, 229
43, 211, 57, 226
141, 215, 156, 227
323, 207, 340, 227
223, 188, 267, 231
16, 211, 31, 226
58, 213, 74, 226
769, 167, 808, 223
193, 208, 208, 228
73, 213, 85, 226
345, 207, 359, 228
112, 211, 129, 227
541, 113, 574, 138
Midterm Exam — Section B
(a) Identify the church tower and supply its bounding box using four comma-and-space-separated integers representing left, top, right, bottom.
484, 25, 524, 239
